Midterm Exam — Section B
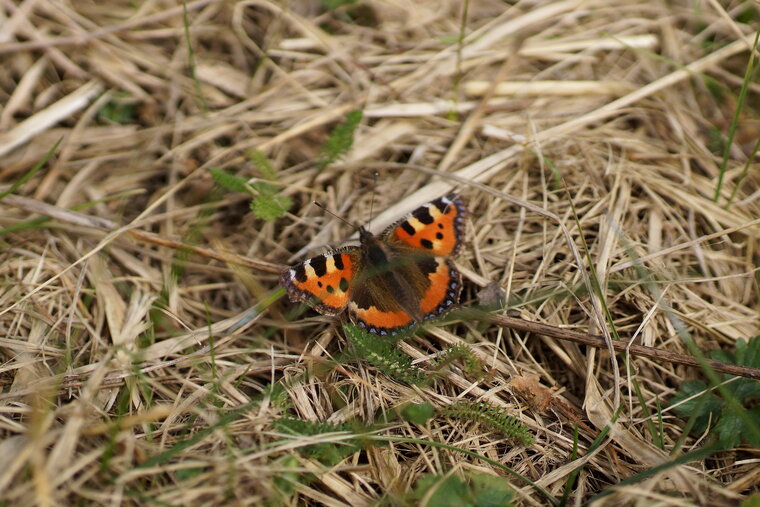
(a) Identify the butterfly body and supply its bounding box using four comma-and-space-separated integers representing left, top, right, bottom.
282, 194, 465, 336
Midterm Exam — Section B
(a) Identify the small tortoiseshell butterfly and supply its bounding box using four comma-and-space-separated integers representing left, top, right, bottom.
281, 194, 466, 336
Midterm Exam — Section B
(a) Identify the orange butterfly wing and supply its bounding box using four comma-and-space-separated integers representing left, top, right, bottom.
385, 194, 465, 257
280, 249, 359, 316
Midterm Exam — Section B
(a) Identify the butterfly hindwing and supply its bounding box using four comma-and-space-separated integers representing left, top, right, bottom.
347, 250, 462, 336
418, 257, 461, 316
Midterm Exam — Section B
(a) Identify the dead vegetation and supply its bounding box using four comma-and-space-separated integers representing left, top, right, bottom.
1, 0, 759, 505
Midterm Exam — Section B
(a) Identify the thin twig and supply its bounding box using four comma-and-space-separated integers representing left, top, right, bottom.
488, 313, 760, 381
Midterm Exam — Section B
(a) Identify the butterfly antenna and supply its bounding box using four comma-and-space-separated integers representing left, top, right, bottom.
367, 171, 378, 230
313, 201, 360, 231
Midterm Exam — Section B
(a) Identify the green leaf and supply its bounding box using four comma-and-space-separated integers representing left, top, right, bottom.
442, 400, 534, 446
402, 402, 434, 425
670, 380, 723, 434
175, 467, 205, 481
413, 475, 470, 507
273, 417, 361, 466
272, 455, 302, 495
715, 411, 742, 449
428, 477, 469, 507
227, 151, 293, 222
436, 343, 484, 378
343, 323, 426, 384
734, 338, 748, 365
710, 348, 734, 365
468, 472, 515, 507
738, 336, 760, 367
321, 0, 358, 10
671, 337, 760, 449
251, 193, 292, 222
210, 168, 250, 194
248, 150, 276, 180
742, 406, 760, 448
411, 472, 515, 507
733, 379, 760, 401
98, 96, 137, 124
318, 109, 363, 169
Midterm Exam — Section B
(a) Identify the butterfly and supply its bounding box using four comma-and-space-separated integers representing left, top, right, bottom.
281, 194, 466, 336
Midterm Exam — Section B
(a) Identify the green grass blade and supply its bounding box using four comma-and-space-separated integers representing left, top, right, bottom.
0, 138, 62, 200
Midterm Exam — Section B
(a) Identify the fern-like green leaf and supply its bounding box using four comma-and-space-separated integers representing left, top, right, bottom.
442, 400, 534, 446
344, 323, 426, 385
435, 343, 484, 378
210, 155, 292, 222
251, 192, 292, 222
209, 168, 250, 193
273, 416, 362, 465
248, 149, 276, 180
249, 152, 291, 221
318, 109, 363, 169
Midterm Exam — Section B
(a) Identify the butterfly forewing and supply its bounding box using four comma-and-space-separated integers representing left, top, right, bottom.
281, 248, 360, 315
385, 194, 466, 257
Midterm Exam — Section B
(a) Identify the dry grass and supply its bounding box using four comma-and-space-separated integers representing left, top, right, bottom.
1, 0, 759, 505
